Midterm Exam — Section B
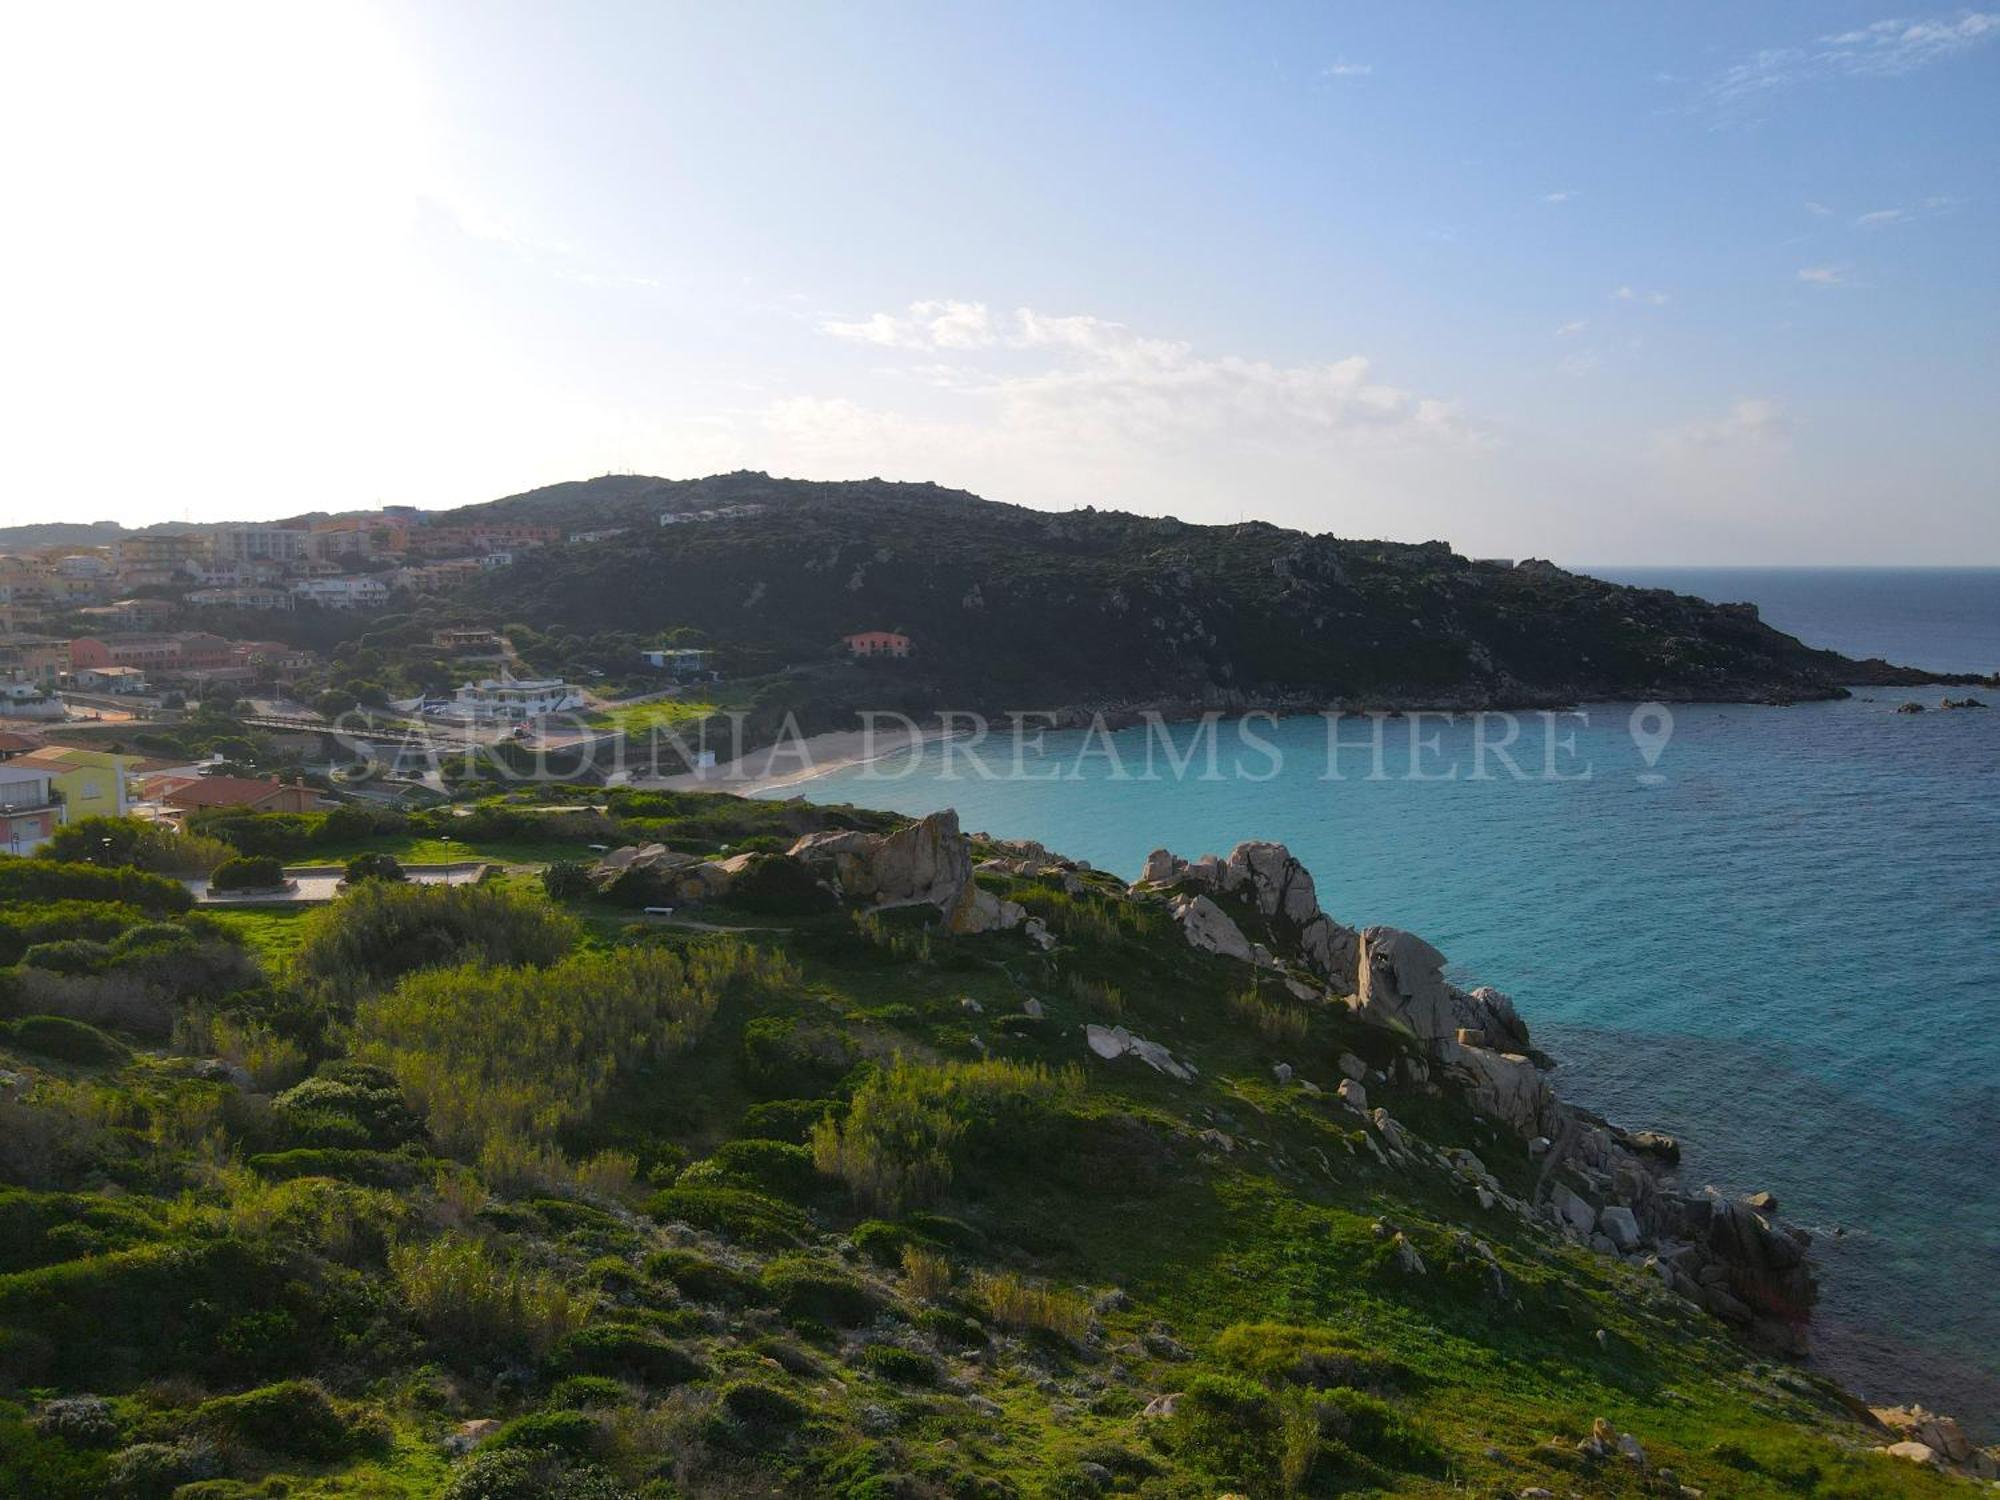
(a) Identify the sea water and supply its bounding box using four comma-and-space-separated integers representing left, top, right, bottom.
792, 568, 2000, 1430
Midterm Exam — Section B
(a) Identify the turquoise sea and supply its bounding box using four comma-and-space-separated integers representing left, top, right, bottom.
790, 567, 2000, 1433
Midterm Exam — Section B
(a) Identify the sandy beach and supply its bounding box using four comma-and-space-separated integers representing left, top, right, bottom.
633, 721, 950, 796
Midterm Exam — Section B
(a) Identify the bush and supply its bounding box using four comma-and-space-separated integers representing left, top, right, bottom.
0, 1189, 162, 1273
1214, 1322, 1409, 1391
209, 856, 287, 892
0, 900, 150, 966
547, 1374, 625, 1409
18, 939, 112, 977
914, 1307, 985, 1348
31, 1395, 120, 1447
737, 1098, 833, 1143
856, 1343, 936, 1385
1164, 1373, 1283, 1487
44, 816, 231, 877
741, 1016, 858, 1099
195, 1380, 352, 1460
643, 1248, 758, 1305
0, 1016, 129, 1065
485, 1409, 599, 1457
104, 1438, 222, 1498
971, 1271, 1090, 1341
759, 1256, 876, 1327
343, 852, 406, 884
293, 880, 581, 999
442, 1448, 632, 1500
245, 1148, 424, 1189
390, 1235, 594, 1357
676, 1139, 817, 1199
716, 1380, 808, 1432
811, 1057, 1083, 1211
356, 945, 773, 1162
1315, 1387, 1445, 1475
850, 1219, 918, 1267
642, 1185, 808, 1248
0, 860, 192, 915
546, 1324, 704, 1387
541, 861, 594, 901
725, 854, 834, 915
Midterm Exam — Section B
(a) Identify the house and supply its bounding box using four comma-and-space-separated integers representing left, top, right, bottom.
640, 647, 713, 675
111, 532, 207, 572
75, 598, 176, 629
444, 673, 585, 723
70, 632, 231, 675
0, 763, 61, 855
12, 746, 136, 821
842, 631, 912, 659
73, 665, 150, 694
289, 576, 390, 610
568, 527, 629, 544
0, 636, 69, 684
433, 627, 505, 654
0, 729, 44, 760
209, 526, 311, 565
151, 773, 324, 814
187, 586, 295, 612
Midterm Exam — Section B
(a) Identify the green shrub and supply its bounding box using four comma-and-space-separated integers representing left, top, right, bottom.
644, 1248, 758, 1304
195, 1380, 351, 1460
209, 855, 286, 892
293, 880, 580, 999
0, 900, 150, 966
0, 1015, 128, 1065
1316, 1387, 1445, 1475
547, 1324, 704, 1387
1164, 1372, 1283, 1486
717, 1380, 808, 1431
30, 1395, 120, 1447
17, 940, 112, 977
676, 1139, 817, 1199
850, 1219, 918, 1266
441, 1447, 631, 1500
725, 854, 834, 915
271, 1063, 423, 1150
103, 1438, 222, 1498
856, 1343, 936, 1385
914, 1307, 986, 1348
0, 1189, 162, 1273
245, 1148, 424, 1189
643, 1185, 807, 1247
737, 1098, 833, 1143
390, 1235, 593, 1357
0, 860, 192, 915
343, 852, 406, 884
759, 1255, 876, 1327
357, 944, 784, 1163
971, 1271, 1090, 1341
190, 809, 324, 859
1214, 1322, 1409, 1391
547, 1375, 626, 1409
541, 861, 594, 900
44, 816, 231, 877
741, 1016, 858, 1099
811, 1057, 1083, 1211
485, 1409, 599, 1457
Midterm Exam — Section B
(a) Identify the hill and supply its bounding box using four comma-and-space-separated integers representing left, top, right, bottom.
438, 473, 1940, 709
0, 794, 1987, 1496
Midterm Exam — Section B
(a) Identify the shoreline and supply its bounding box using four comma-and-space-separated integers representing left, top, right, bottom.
631, 722, 956, 796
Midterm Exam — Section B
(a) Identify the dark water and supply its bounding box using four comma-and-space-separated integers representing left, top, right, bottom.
796, 568, 2000, 1433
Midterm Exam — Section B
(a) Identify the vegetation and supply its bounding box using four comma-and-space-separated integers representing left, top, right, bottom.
0, 782, 1978, 1498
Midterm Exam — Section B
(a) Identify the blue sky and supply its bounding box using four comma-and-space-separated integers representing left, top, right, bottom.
2, 2, 1995, 561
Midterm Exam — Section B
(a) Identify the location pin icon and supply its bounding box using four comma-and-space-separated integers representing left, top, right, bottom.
1629, 702, 1673, 785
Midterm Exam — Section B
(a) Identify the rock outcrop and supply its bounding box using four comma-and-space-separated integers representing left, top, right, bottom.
789, 809, 1024, 934
1132, 835, 1822, 1354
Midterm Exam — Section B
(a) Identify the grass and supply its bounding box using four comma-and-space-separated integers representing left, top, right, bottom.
584, 698, 720, 734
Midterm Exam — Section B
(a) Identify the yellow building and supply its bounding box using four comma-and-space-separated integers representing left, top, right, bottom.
12, 745, 137, 822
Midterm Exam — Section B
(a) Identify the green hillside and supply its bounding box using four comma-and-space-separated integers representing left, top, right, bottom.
0, 793, 1981, 1498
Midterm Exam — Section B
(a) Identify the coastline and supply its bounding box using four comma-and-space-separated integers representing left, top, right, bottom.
633, 721, 955, 796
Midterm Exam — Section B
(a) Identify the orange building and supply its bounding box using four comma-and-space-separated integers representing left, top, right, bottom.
842, 631, 912, 658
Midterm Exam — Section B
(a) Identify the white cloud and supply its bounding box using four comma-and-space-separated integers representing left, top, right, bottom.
1804, 199, 1834, 216
820, 299, 998, 349
1612, 286, 1671, 306
1656, 398, 1791, 452
1322, 59, 1373, 77
1542, 189, 1579, 204
1797, 264, 1851, 286
1856, 207, 1908, 227
1555, 320, 1589, 337
1706, 11, 2000, 112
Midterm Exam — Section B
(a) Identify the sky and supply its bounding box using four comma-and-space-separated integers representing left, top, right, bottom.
1, 2, 1995, 563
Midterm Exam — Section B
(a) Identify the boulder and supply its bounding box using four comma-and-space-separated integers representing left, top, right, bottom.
1882, 1441, 1945, 1468
1552, 1186, 1597, 1237
1083, 1024, 1196, 1082
1174, 894, 1254, 962
1598, 1206, 1643, 1253
1437, 1038, 1551, 1136
1338, 1053, 1368, 1082
1336, 1078, 1368, 1113
1138, 849, 1179, 884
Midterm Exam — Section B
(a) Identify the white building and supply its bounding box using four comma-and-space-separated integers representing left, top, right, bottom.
0, 763, 61, 854
211, 526, 312, 564
444, 673, 585, 723
289, 575, 390, 610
